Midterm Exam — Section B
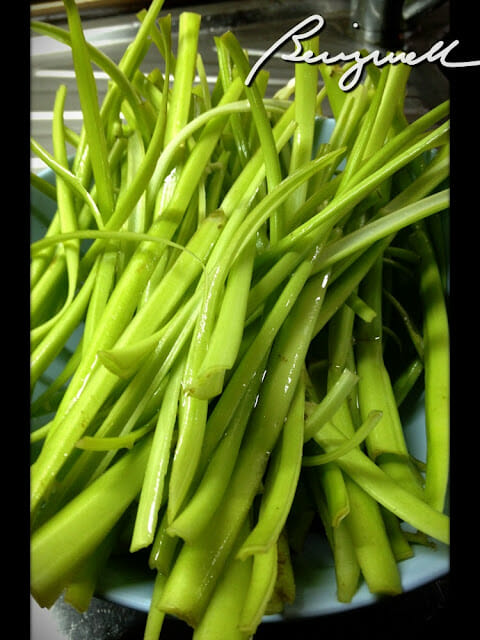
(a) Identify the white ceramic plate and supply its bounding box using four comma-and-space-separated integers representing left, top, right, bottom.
31, 117, 449, 620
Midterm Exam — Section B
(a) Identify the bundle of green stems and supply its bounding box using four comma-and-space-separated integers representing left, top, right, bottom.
30, 1, 450, 637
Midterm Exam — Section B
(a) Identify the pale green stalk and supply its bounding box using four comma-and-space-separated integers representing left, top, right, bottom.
246, 244, 312, 320
32, 98, 264, 509
166, 392, 208, 522
317, 461, 350, 528
125, 128, 147, 238
318, 297, 405, 597
262, 119, 450, 264
82, 250, 118, 354
30, 20, 153, 144
63, 0, 114, 220
76, 307, 195, 488
163, 12, 202, 144
409, 225, 450, 512
313, 420, 449, 544
199, 258, 314, 465
63, 528, 117, 613
144, 572, 168, 640
219, 31, 285, 242
30, 259, 98, 388
236, 374, 305, 559
157, 270, 329, 625
52, 84, 79, 308
31, 433, 153, 608
362, 63, 411, 161
355, 257, 425, 500
312, 189, 450, 273
166, 151, 341, 518
131, 358, 185, 551
30, 172, 57, 202
238, 543, 278, 635
75, 419, 155, 452
336, 67, 390, 192
31, 90, 246, 514
343, 476, 402, 595
149, 508, 180, 574
305, 411, 383, 466
313, 239, 388, 338
310, 147, 448, 342
193, 525, 252, 640
383, 288, 424, 359
345, 291, 377, 322
167, 364, 264, 543
393, 357, 424, 406
191, 237, 256, 399
97, 289, 200, 380
308, 469, 360, 603
29, 138, 103, 232
215, 35, 251, 170
284, 36, 319, 232
303, 368, 359, 441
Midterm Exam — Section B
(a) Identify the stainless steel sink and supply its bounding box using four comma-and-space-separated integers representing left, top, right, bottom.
30, 0, 450, 172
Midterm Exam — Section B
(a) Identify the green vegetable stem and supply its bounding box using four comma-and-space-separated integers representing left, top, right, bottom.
30, 3, 451, 638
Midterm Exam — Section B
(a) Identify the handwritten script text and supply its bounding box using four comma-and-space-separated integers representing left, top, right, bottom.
244, 15, 480, 91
